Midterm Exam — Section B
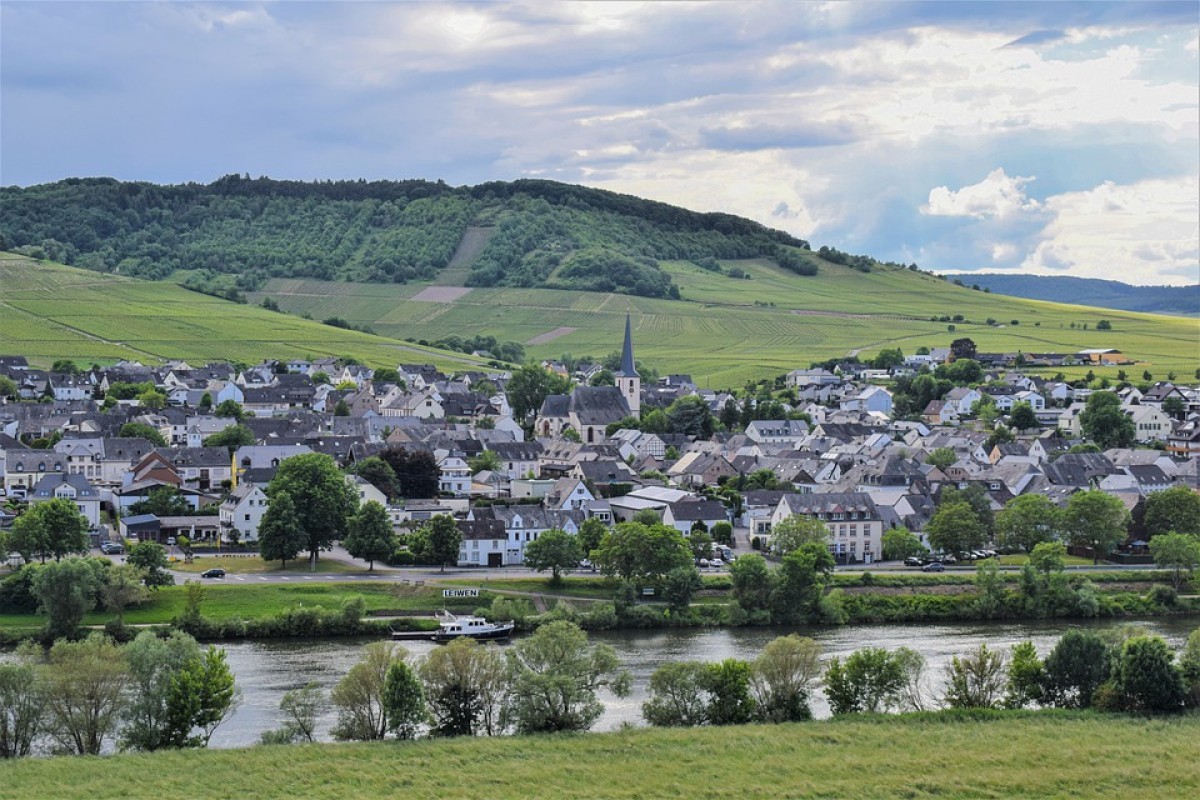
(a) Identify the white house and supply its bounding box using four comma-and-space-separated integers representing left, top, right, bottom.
218, 483, 269, 544
28, 472, 101, 529
769, 492, 883, 564
438, 455, 471, 497
1125, 404, 1172, 443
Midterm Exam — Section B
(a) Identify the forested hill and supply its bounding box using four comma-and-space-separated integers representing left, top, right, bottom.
944, 273, 1198, 317
0, 176, 832, 300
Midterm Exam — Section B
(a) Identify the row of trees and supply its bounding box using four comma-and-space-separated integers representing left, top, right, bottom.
0, 630, 236, 758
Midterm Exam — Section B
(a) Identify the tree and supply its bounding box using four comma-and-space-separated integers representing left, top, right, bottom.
213, 399, 246, 421
751, 635, 822, 723
467, 449, 502, 475
267, 453, 358, 564
939, 483, 995, 539
591, 522, 692, 584
1063, 489, 1130, 564
926, 447, 957, 471
576, 517, 607, 557
769, 542, 834, 625
687, 523, 713, 561
350, 457, 399, 500
127, 541, 174, 588
122, 630, 202, 751
505, 620, 630, 733
925, 501, 985, 557
31, 557, 104, 640
506, 363, 572, 423
275, 682, 324, 743
1182, 628, 1200, 708
1109, 635, 1188, 714
950, 338, 977, 361
881, 528, 926, 561
382, 660, 426, 740
379, 447, 441, 499
642, 661, 709, 727
331, 642, 405, 741
128, 486, 192, 517
372, 367, 402, 385
662, 565, 703, 612
1148, 533, 1200, 590
10, 498, 89, 563
422, 514, 461, 573
344, 501, 398, 572
523, 528, 583, 586
730, 553, 772, 613
198, 392, 213, 411
1004, 641, 1046, 709
51, 359, 80, 374
0, 644, 45, 759
1143, 485, 1200, 537
1009, 401, 1039, 432
943, 644, 1006, 709
1095, 319, 1112, 330
118, 422, 166, 446
1042, 630, 1111, 708
203, 424, 256, 451
702, 659, 756, 725
996, 494, 1061, 553
710, 520, 733, 546
43, 634, 128, 756
823, 648, 906, 715
769, 514, 828, 556
257, 492, 305, 569
164, 646, 238, 747
137, 388, 167, 410
100, 564, 149, 628
1028, 541, 1067, 575
418, 638, 508, 737
1079, 392, 1134, 449
665, 395, 714, 438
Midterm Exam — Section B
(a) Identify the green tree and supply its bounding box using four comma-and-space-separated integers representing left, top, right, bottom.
940, 483, 995, 538
926, 447, 957, 471
422, 514, 462, 573
203, 424, 256, 451
666, 395, 714, 437
591, 521, 692, 584
137, 388, 168, 410
331, 642, 405, 741
1042, 630, 1112, 708
10, 498, 89, 563
118, 421, 167, 446
379, 447, 441, 499
1181, 628, 1200, 708
198, 392, 213, 411
372, 367, 402, 385
881, 528, 926, 561
943, 644, 1007, 709
122, 630, 202, 752
164, 647, 237, 747
0, 644, 46, 758
1109, 635, 1188, 714
1028, 541, 1067, 575
1148, 532, 1200, 590
51, 359, 80, 374
1005, 641, 1046, 709
1162, 395, 1186, 420
710, 521, 733, 546
350, 457, 399, 500
769, 514, 828, 556
344, 501, 397, 572
662, 565, 703, 612
505, 620, 630, 733
267, 453, 358, 565
43, 634, 128, 755
730, 552, 772, 613
100, 564, 149, 628
702, 659, 756, 725
382, 660, 426, 740
1063, 490, 1130, 564
687, 523, 713, 561
996, 494, 1061, 553
576, 517, 607, 557
507, 363, 572, 423
418, 638, 508, 737
1143, 485, 1200, 537
925, 500, 985, 557
256, 492, 305, 569
274, 682, 324, 743
769, 542, 834, 625
823, 648, 906, 715
1079, 392, 1134, 449
1009, 401, 1039, 432
523, 528, 584, 586
467, 449, 502, 475
751, 635, 822, 723
128, 486, 192, 517
213, 399, 246, 421
642, 661, 709, 727
0, 375, 19, 399
31, 557, 104, 640
127, 542, 174, 588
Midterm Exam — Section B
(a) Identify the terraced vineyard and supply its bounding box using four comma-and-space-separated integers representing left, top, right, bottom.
252, 256, 1200, 388
0, 255, 491, 370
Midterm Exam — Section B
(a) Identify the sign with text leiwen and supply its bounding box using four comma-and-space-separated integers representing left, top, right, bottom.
443, 588, 480, 599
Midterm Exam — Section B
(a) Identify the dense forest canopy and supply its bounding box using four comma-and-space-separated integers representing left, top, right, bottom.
0, 176, 812, 300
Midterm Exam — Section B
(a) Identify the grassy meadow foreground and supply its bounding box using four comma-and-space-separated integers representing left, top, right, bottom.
3, 713, 1197, 799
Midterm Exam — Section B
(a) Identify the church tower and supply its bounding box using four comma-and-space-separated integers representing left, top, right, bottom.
614, 313, 640, 416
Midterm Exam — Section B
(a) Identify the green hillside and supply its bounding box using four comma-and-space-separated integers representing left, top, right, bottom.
2, 714, 1197, 800
251, 256, 1200, 388
0, 255, 490, 371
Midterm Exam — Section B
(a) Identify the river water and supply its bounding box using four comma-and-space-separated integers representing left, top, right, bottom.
208, 617, 1198, 749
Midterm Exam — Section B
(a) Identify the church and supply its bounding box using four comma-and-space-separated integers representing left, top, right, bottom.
535, 315, 641, 443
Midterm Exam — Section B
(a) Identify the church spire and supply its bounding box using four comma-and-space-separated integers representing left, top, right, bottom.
617, 313, 636, 377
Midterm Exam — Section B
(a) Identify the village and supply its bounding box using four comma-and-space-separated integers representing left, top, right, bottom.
2, 318, 1198, 571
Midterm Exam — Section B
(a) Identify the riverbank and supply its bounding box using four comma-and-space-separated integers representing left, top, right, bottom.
3, 711, 1197, 799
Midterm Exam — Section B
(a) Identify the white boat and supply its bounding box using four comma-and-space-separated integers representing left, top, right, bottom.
426, 611, 515, 643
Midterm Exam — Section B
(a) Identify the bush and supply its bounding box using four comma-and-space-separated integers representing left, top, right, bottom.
0, 566, 38, 612
1147, 585, 1177, 608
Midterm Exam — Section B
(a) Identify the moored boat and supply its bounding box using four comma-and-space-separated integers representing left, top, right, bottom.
423, 611, 515, 643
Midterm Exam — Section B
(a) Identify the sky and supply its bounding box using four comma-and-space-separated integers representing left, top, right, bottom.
2, 1, 1198, 286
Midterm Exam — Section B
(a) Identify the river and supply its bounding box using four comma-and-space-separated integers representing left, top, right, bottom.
208, 617, 1198, 749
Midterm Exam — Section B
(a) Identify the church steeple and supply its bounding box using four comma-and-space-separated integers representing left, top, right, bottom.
615, 314, 640, 416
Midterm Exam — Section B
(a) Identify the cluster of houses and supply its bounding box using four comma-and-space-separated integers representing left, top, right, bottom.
1, 326, 1198, 568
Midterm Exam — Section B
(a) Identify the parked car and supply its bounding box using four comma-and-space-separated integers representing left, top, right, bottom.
903, 556, 924, 567
922, 562, 945, 572
100, 542, 125, 555
200, 568, 226, 579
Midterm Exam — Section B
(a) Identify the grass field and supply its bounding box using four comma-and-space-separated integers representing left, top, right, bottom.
0, 255, 492, 371
167, 557, 365, 575
2, 712, 1196, 799
251, 256, 1199, 388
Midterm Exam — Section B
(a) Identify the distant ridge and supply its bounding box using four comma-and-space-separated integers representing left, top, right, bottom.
943, 273, 1198, 316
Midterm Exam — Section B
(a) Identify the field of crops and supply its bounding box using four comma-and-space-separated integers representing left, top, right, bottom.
0, 256, 490, 371
252, 256, 1199, 389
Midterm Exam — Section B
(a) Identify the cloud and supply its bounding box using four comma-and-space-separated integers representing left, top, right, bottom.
925, 168, 1040, 219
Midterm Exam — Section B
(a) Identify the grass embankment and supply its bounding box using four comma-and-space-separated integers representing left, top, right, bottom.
168, 557, 363, 575
3, 712, 1197, 799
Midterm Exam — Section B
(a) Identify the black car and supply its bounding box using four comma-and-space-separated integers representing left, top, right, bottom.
200, 568, 227, 579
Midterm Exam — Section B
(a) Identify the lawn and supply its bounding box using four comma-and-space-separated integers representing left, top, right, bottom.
993, 554, 1096, 567
2, 712, 1196, 799
168, 556, 365, 575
